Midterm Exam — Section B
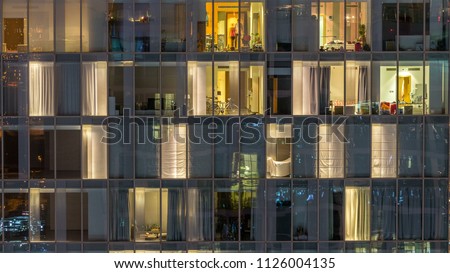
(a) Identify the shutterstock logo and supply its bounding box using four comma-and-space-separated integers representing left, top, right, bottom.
100, 108, 349, 145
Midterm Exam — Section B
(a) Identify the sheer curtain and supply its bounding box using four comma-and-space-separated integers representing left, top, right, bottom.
82, 125, 107, 179
29, 62, 55, 116
372, 124, 397, 177
56, 63, 80, 115
187, 188, 212, 241
319, 124, 344, 178
345, 186, 370, 241
293, 62, 318, 115
162, 125, 187, 178
167, 189, 186, 241
82, 62, 107, 116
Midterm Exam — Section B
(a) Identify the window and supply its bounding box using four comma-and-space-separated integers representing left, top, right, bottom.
135, 58, 159, 116
56, 61, 81, 115
56, 0, 81, 52
161, 58, 187, 116
344, 182, 370, 241
371, 180, 396, 241
3, 119, 29, 179
135, 0, 160, 52
187, 181, 213, 241
319, 180, 343, 240
426, 54, 448, 114
29, 62, 55, 116
82, 125, 107, 179
267, 55, 291, 115
371, 122, 397, 178
161, 0, 186, 52
82, 181, 108, 241
2, 56, 28, 116
134, 181, 161, 242
2, 0, 28, 53
161, 124, 187, 179
293, 180, 317, 241
55, 181, 82, 242
108, 61, 134, 116
187, 61, 213, 116
82, 0, 108, 52
240, 60, 265, 115
29, 0, 54, 52
30, 181, 55, 242
135, 120, 160, 178
109, 181, 134, 242
108, 0, 133, 52
345, 61, 370, 115
215, 181, 239, 241
293, 0, 319, 51
267, 180, 291, 241
30, 126, 54, 179
319, 123, 344, 179
266, 0, 292, 52
266, 124, 292, 178
82, 61, 107, 116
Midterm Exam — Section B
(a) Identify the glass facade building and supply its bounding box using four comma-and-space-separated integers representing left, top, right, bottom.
0, 0, 449, 253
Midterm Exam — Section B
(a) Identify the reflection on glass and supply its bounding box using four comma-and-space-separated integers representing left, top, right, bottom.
345, 61, 370, 114
371, 180, 396, 241
425, 116, 449, 177
424, 180, 448, 240
215, 181, 239, 241
187, 181, 213, 241
4, 188, 29, 242
293, 180, 317, 241
82, 0, 108, 52
82, 125, 107, 179
267, 58, 291, 115
29, 0, 54, 52
135, 61, 159, 115
267, 181, 291, 241
241, 180, 264, 241
240, 62, 264, 115
30, 184, 55, 242
161, 0, 186, 52
161, 61, 186, 116
2, 57, 28, 116
293, 118, 317, 178
135, 0, 160, 52
134, 181, 161, 242
319, 180, 343, 241
56, 0, 81, 52
83, 182, 108, 241
110, 181, 134, 242
266, 124, 291, 178
135, 121, 160, 178
371, 123, 397, 178
108, 62, 134, 116
108, 0, 133, 52
398, 180, 422, 240
163, 181, 186, 241
266, 0, 292, 52
30, 128, 54, 179
426, 57, 448, 114
56, 62, 81, 115
398, 117, 423, 177
293, 0, 319, 51
2, 0, 28, 53
345, 117, 371, 177
55, 182, 82, 242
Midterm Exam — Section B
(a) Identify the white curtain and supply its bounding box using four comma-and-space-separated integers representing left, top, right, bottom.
345, 186, 371, 241
167, 189, 185, 241
29, 62, 55, 116
319, 124, 344, 178
293, 63, 318, 115
161, 125, 187, 178
82, 125, 107, 179
372, 124, 397, 178
82, 62, 107, 116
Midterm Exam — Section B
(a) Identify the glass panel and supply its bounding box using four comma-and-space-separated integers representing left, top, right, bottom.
240, 0, 265, 52
108, 0, 133, 52
318, 242, 344, 253
135, 60, 159, 116
398, 180, 422, 240
3, 119, 29, 179
2, 56, 28, 116
319, 180, 344, 241
293, 117, 318, 178
371, 123, 397, 178
214, 117, 239, 178
240, 117, 265, 178
399, 2, 427, 51
293, 180, 317, 241
186, 0, 212, 52
241, 180, 264, 241
56, 126, 81, 179
425, 116, 448, 177
135, 120, 160, 178
82, 61, 108, 116
56, 62, 81, 115
108, 62, 134, 116
4, 182, 29, 242
161, 59, 186, 116
398, 116, 423, 177
29, 0, 54, 52
293, 0, 319, 51
323, 62, 344, 115
55, 0, 81, 52
372, 60, 397, 115
161, 0, 186, 52
2, 0, 28, 53
345, 116, 370, 177
82, 125, 107, 179
187, 61, 213, 115
162, 181, 186, 241
293, 61, 319, 115
345, 1, 370, 51
267, 243, 291, 252
214, 180, 239, 241
319, 0, 345, 51
109, 122, 133, 179
427, 0, 449, 51
82, 0, 108, 52
30, 127, 54, 179
29, 62, 55, 116
30, 182, 55, 242
213, 61, 239, 116
187, 181, 213, 241
345, 61, 370, 114
293, 243, 318, 253
266, 124, 292, 178
344, 181, 370, 241
83, 181, 108, 241
319, 123, 344, 179
398, 59, 424, 115
240, 61, 264, 115
424, 179, 448, 240
161, 124, 187, 179
188, 118, 213, 178
266, 0, 292, 52
371, 180, 396, 241
375, 1, 397, 51
267, 55, 291, 115
109, 181, 134, 242
214, 242, 239, 252
426, 55, 448, 114
135, 181, 160, 242
135, 0, 160, 52
55, 181, 82, 242
267, 180, 291, 241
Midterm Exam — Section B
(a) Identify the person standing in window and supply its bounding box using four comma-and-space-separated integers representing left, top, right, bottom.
230, 24, 237, 50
